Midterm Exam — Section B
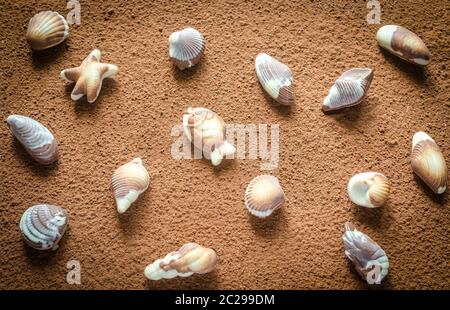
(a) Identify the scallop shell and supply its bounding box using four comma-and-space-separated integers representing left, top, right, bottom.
19, 204, 68, 251
411, 132, 447, 194
322, 68, 374, 112
182, 107, 236, 166
245, 175, 286, 218
144, 242, 218, 280
7, 115, 59, 165
112, 158, 150, 213
347, 172, 390, 208
169, 27, 205, 70
343, 222, 389, 284
26, 11, 69, 51
255, 53, 295, 106
376, 25, 431, 66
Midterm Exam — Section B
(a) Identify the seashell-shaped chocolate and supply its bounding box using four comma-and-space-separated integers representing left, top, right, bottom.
169, 27, 205, 70
26, 11, 69, 51
19, 204, 68, 251
144, 242, 218, 280
376, 25, 431, 66
255, 53, 294, 106
411, 132, 447, 194
245, 175, 286, 218
343, 222, 389, 284
322, 68, 374, 112
347, 172, 390, 208
7, 115, 58, 165
112, 157, 150, 213
182, 107, 236, 166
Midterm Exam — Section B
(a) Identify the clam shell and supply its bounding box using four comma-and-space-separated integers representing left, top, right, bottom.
343, 223, 389, 284
255, 53, 295, 106
376, 25, 431, 66
411, 132, 447, 194
144, 242, 218, 280
169, 28, 205, 70
182, 107, 236, 166
19, 204, 68, 251
322, 68, 374, 112
7, 115, 59, 165
245, 175, 286, 218
26, 11, 69, 51
112, 158, 150, 213
347, 172, 390, 208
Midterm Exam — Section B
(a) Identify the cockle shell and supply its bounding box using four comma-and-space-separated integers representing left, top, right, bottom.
112, 158, 150, 213
19, 204, 68, 251
376, 25, 431, 66
7, 115, 58, 165
26, 11, 69, 51
245, 175, 286, 218
343, 223, 389, 284
411, 132, 447, 194
169, 28, 205, 70
182, 107, 236, 166
322, 68, 374, 112
255, 53, 295, 106
347, 172, 390, 208
144, 242, 218, 280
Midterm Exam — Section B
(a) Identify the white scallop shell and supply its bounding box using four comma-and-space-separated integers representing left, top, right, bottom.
245, 175, 286, 218
347, 172, 390, 208
26, 11, 69, 50
169, 27, 205, 70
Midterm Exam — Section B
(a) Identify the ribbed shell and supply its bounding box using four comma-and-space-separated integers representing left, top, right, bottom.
347, 172, 390, 208
112, 158, 150, 213
7, 115, 58, 165
169, 28, 205, 70
245, 175, 286, 218
322, 68, 374, 112
255, 53, 295, 106
26, 11, 69, 51
19, 204, 68, 251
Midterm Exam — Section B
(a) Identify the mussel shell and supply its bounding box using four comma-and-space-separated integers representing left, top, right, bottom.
26, 11, 69, 51
169, 28, 205, 70
245, 175, 286, 218
347, 172, 390, 208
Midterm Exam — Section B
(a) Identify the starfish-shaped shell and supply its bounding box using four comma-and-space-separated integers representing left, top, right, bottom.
60, 49, 118, 103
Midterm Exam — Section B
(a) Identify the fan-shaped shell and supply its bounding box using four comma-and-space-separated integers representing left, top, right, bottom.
26, 11, 69, 51
322, 68, 374, 112
144, 242, 218, 280
411, 132, 447, 194
112, 157, 150, 213
347, 172, 390, 208
7, 115, 59, 165
19, 204, 68, 251
245, 175, 286, 218
255, 53, 295, 106
169, 27, 205, 70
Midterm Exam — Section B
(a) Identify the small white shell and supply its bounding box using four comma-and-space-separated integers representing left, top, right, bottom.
19, 204, 68, 251
255, 53, 295, 105
144, 243, 218, 280
245, 175, 286, 218
322, 68, 374, 112
169, 28, 205, 70
347, 172, 390, 208
112, 158, 150, 213
7, 115, 59, 165
26, 11, 69, 50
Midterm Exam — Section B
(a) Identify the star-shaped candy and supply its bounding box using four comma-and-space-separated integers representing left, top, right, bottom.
60, 49, 118, 103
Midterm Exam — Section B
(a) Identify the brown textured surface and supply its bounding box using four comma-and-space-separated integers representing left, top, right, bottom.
0, 0, 448, 289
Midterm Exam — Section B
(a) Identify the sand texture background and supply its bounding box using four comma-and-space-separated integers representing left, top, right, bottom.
0, 0, 448, 289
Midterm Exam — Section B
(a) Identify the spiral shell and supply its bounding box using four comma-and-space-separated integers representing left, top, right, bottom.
255, 53, 295, 106
19, 204, 68, 251
112, 158, 150, 213
7, 115, 58, 165
343, 223, 389, 284
347, 172, 390, 208
411, 132, 447, 194
245, 175, 286, 218
169, 27, 205, 70
322, 68, 374, 112
145, 242, 218, 280
26, 11, 69, 51
376, 25, 431, 66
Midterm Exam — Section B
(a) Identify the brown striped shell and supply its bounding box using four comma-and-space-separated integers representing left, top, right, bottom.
169, 28, 205, 70
26, 11, 69, 50
245, 175, 286, 218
